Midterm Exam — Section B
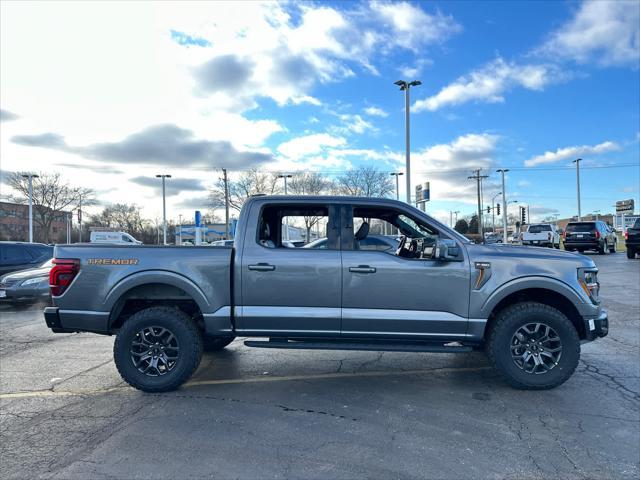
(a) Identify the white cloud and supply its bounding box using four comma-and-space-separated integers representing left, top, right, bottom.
277, 134, 346, 159
538, 1, 640, 67
524, 141, 620, 166
409, 133, 501, 204
398, 58, 433, 78
363, 106, 388, 117
370, 1, 462, 52
517, 180, 532, 188
413, 58, 562, 112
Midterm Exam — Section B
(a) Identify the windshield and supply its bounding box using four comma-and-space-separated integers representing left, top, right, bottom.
527, 224, 551, 233
566, 222, 595, 233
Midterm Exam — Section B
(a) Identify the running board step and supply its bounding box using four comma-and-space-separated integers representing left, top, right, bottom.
243, 339, 473, 353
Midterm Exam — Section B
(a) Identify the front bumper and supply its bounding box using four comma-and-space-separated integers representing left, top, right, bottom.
0, 285, 50, 302
582, 309, 609, 342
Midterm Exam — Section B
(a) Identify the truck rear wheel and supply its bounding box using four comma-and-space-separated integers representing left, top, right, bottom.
627, 248, 636, 259
487, 302, 580, 389
114, 307, 203, 392
203, 335, 235, 351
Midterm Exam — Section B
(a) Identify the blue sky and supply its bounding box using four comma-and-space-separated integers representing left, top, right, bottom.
1, 0, 638, 224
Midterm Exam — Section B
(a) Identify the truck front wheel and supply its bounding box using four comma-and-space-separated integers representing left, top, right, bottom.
114, 307, 203, 392
487, 302, 580, 389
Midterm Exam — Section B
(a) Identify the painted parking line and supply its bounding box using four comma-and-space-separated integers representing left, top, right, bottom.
0, 366, 491, 399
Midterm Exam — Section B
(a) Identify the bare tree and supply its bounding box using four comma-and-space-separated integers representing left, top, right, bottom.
335, 166, 394, 197
6, 172, 95, 242
210, 168, 281, 212
288, 172, 330, 240
87, 204, 146, 235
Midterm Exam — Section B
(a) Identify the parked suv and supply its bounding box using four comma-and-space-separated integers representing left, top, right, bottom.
625, 218, 640, 259
563, 221, 616, 254
0, 242, 53, 276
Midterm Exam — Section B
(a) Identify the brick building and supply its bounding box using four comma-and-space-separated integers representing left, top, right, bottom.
0, 201, 70, 243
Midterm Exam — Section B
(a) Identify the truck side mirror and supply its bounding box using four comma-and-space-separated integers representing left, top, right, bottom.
435, 239, 460, 261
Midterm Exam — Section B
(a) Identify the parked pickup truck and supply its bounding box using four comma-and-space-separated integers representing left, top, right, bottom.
625, 218, 640, 259
521, 223, 560, 248
44, 196, 608, 392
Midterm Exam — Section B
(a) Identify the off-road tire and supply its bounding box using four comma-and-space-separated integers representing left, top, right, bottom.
627, 248, 636, 259
598, 242, 607, 255
487, 302, 580, 389
203, 335, 235, 351
114, 307, 203, 392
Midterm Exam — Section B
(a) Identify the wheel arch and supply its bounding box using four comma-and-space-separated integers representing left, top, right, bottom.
484, 287, 586, 340
106, 271, 210, 331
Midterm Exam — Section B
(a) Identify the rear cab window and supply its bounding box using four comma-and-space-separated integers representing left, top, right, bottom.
527, 224, 551, 233
566, 222, 596, 233
256, 204, 338, 250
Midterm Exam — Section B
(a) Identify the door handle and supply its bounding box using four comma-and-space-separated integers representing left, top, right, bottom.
248, 263, 276, 271
349, 265, 376, 274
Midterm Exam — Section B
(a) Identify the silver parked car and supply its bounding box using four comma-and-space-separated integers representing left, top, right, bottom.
0, 259, 52, 303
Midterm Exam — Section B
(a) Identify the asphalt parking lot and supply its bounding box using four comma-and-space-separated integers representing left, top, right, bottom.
1, 253, 638, 480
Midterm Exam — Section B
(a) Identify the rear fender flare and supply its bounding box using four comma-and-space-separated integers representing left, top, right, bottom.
104, 270, 211, 319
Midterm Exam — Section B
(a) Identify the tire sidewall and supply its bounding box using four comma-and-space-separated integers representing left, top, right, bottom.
490, 304, 580, 389
114, 308, 202, 392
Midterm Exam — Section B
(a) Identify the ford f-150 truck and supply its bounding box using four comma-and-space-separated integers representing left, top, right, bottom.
44, 196, 608, 392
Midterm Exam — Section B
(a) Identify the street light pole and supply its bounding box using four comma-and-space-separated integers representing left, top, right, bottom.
394, 80, 421, 204
454, 211, 460, 225
222, 168, 230, 239
390, 172, 403, 200
278, 174, 292, 240
497, 169, 509, 243
573, 158, 582, 221
492, 192, 502, 232
156, 174, 172, 245
178, 214, 183, 245
21, 173, 39, 243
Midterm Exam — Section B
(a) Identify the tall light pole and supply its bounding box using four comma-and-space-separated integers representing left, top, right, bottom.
454, 210, 460, 225
573, 158, 582, 220
21, 173, 39, 243
390, 172, 403, 200
178, 214, 183, 245
278, 174, 292, 240
497, 169, 509, 243
491, 192, 502, 232
394, 79, 421, 203
221, 168, 230, 239
156, 174, 171, 245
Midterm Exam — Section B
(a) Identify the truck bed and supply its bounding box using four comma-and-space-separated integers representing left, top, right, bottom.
49, 244, 233, 333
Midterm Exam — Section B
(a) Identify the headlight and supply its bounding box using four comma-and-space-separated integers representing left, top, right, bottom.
21, 277, 47, 286
578, 268, 599, 304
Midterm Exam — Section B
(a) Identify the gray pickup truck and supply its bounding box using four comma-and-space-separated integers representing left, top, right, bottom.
44, 196, 608, 392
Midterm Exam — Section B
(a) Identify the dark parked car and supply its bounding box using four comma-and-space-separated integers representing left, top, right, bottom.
0, 242, 53, 276
625, 218, 640, 259
563, 221, 617, 254
0, 259, 52, 303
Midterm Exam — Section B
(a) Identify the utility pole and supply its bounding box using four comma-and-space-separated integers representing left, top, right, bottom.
390, 172, 403, 200
66, 212, 71, 244
156, 174, 171, 245
278, 174, 292, 240
394, 80, 421, 203
497, 169, 509, 243
454, 211, 460, 226
468, 169, 489, 241
222, 168, 230, 239
449, 211, 453, 228
78, 198, 83, 243
178, 214, 183, 245
21, 173, 39, 243
573, 158, 582, 220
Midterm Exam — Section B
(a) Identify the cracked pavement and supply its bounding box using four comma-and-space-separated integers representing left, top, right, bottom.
1, 253, 638, 479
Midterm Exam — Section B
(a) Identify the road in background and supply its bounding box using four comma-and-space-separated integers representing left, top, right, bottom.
1, 253, 638, 479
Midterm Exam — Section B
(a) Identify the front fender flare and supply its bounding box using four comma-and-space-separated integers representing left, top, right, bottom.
480, 276, 586, 319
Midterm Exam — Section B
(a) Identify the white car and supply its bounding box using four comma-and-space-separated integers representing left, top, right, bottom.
521, 223, 560, 248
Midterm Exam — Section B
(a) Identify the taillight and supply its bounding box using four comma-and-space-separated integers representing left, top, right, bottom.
563, 231, 567, 239
625, 231, 629, 240
50, 258, 80, 296
595, 230, 600, 239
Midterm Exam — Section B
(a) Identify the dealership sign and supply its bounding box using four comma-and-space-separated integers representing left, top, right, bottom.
616, 199, 634, 215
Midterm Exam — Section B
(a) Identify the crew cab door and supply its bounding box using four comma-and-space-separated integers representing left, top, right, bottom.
340, 204, 471, 339
237, 202, 342, 336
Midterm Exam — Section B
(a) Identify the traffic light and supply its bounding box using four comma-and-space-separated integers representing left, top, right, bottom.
520, 206, 527, 224
496, 203, 501, 216
487, 206, 491, 214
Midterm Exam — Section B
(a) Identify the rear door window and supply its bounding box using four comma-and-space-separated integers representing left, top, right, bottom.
1, 245, 34, 265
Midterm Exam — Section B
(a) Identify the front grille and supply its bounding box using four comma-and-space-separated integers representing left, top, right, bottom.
0, 279, 19, 289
